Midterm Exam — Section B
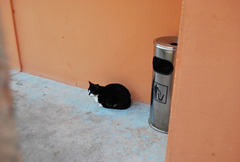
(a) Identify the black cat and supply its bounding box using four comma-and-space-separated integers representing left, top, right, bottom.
88, 81, 131, 109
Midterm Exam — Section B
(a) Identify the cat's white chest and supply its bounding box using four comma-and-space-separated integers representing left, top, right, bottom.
90, 94, 103, 107
93, 95, 98, 103
90, 93, 99, 103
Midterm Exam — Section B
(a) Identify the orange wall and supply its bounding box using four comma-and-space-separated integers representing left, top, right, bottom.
9, 0, 182, 103
166, 0, 240, 162
0, 0, 20, 70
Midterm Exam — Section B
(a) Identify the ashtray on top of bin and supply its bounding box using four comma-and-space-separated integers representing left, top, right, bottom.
149, 36, 178, 134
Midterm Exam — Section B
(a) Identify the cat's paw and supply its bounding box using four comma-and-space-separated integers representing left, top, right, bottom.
98, 103, 103, 107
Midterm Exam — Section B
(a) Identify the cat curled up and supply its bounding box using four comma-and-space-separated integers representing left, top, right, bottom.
88, 81, 131, 109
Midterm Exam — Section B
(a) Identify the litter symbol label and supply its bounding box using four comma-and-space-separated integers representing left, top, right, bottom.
153, 81, 168, 104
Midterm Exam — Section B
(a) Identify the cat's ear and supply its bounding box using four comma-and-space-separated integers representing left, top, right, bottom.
89, 81, 93, 86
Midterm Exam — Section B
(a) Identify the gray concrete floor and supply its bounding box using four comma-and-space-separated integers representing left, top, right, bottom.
10, 71, 167, 162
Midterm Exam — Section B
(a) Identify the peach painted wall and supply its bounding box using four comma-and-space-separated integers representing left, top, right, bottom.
0, 0, 20, 70
9, 0, 182, 103
166, 0, 240, 162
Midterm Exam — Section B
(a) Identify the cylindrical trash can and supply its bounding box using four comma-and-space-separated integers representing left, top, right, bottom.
149, 36, 178, 134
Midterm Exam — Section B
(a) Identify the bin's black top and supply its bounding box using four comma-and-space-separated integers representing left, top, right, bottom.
154, 36, 178, 51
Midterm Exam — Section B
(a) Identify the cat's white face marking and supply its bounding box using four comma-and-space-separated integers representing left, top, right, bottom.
98, 103, 103, 107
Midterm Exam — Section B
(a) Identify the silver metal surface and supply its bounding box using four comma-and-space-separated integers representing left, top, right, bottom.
149, 36, 177, 133
148, 119, 168, 134
154, 36, 178, 52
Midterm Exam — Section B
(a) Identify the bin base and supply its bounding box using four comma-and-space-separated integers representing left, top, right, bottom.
148, 119, 168, 134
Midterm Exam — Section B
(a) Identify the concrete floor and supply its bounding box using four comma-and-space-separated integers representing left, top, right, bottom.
10, 71, 168, 162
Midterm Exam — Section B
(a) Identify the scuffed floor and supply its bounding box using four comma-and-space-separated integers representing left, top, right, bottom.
10, 71, 167, 162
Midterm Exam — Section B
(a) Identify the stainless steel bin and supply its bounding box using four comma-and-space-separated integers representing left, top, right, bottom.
149, 36, 178, 133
